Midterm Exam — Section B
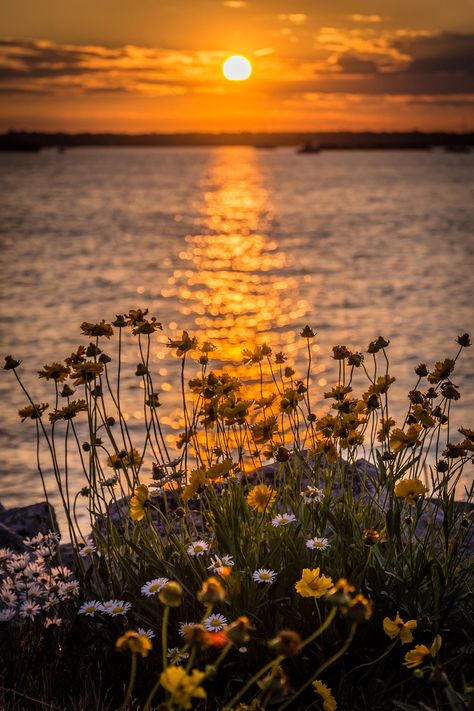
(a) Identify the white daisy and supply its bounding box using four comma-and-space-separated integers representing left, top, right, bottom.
0, 547, 13, 563
187, 540, 209, 557
78, 600, 103, 616
79, 543, 96, 558
0, 608, 16, 622
306, 537, 330, 551
141, 577, 169, 597
102, 599, 132, 616
271, 513, 297, 527
26, 583, 44, 600
59, 580, 80, 598
0, 589, 17, 606
137, 627, 156, 640
167, 647, 190, 664
24, 561, 46, 579
302, 485, 323, 504
203, 613, 228, 632
19, 601, 41, 619
252, 569, 277, 584
44, 617, 62, 628
207, 555, 234, 573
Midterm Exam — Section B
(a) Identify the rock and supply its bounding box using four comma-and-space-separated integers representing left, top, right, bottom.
0, 502, 59, 541
0, 522, 28, 552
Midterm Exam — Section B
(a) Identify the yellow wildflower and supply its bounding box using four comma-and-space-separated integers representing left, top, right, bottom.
167, 331, 198, 357
250, 415, 279, 444
313, 679, 337, 711
427, 358, 455, 384
246, 484, 276, 513
80, 320, 114, 339
403, 634, 442, 668
18, 403, 49, 421
160, 665, 206, 709
38, 363, 70, 382
115, 630, 152, 657
390, 424, 422, 452
182, 468, 206, 502
394, 478, 428, 505
383, 612, 417, 644
295, 568, 333, 598
129, 484, 149, 521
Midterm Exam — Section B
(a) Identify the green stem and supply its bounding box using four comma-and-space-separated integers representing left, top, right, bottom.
121, 652, 137, 711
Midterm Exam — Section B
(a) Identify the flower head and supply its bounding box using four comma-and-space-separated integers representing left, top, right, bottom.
313, 679, 337, 711
187, 540, 209, 557
306, 537, 330, 551
102, 599, 132, 616
141, 578, 170, 597
252, 569, 277, 584
116, 630, 152, 657
383, 612, 417, 644
394, 478, 428, 505
129, 484, 149, 521
160, 666, 206, 709
78, 600, 103, 616
272, 513, 296, 527
295, 568, 333, 598
203, 613, 228, 632
247, 484, 276, 513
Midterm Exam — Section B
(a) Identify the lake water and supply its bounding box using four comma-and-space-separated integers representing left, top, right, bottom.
1, 146, 473, 530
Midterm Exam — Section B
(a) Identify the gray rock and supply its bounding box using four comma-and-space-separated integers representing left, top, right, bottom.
0, 501, 59, 541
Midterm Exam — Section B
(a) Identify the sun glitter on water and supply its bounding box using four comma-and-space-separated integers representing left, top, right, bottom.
222, 55, 252, 81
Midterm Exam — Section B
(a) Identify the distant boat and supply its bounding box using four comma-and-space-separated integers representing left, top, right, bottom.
297, 141, 320, 154
444, 145, 471, 154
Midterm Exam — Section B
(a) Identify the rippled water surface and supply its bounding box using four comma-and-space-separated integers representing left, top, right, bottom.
1, 147, 473, 526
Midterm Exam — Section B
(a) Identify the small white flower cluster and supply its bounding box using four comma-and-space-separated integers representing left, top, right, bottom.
302, 485, 323, 504
78, 599, 132, 617
0, 533, 79, 624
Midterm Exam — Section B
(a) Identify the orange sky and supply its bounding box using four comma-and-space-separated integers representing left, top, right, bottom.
1, 0, 473, 132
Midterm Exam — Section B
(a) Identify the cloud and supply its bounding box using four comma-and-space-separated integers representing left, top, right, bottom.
222, 1, 247, 7
277, 14, 307, 25
349, 14, 383, 23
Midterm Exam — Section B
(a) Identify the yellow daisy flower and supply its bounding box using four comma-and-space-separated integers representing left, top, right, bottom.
295, 568, 333, 598
394, 478, 428, 505
383, 612, 417, 644
129, 484, 149, 521
160, 665, 206, 709
313, 679, 337, 711
246, 484, 276, 513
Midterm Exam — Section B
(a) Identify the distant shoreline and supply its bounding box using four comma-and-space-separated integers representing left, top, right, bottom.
1, 129, 473, 151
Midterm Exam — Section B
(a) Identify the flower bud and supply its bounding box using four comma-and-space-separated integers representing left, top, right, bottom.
159, 581, 183, 607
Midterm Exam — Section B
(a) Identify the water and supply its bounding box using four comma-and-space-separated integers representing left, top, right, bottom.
1, 146, 473, 531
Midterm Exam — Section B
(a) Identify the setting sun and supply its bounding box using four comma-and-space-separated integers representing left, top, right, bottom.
222, 55, 252, 81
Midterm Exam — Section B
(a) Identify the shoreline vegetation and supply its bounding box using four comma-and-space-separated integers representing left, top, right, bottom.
1, 129, 474, 151
0, 314, 473, 710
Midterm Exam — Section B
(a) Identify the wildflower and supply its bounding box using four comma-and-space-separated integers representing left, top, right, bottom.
3, 356, 21, 370
348, 351, 364, 367
135, 363, 148, 376
0, 608, 16, 622
362, 529, 380, 546
306, 537, 330, 551
301, 325, 317, 338
18, 403, 49, 421
78, 543, 96, 558
313, 679, 337, 711
69, 361, 104, 385
160, 666, 206, 709
428, 358, 456, 386
102, 599, 132, 616
208, 554, 234, 573
38, 363, 70, 382
219, 398, 252, 425
394, 478, 428, 505
129, 484, 149, 522
443, 442, 468, 458
19, 601, 41, 620
197, 577, 227, 605
251, 416, 279, 444
247, 484, 277, 513
131, 316, 162, 335
295, 568, 333, 598
116, 630, 152, 658
141, 578, 170, 597
168, 331, 198, 357
78, 601, 103, 616
367, 336, 390, 353
332, 345, 350, 360
49, 399, 87, 423
159, 581, 183, 607
168, 647, 189, 664
403, 635, 442, 668
440, 381, 460, 400
347, 593, 374, 623
80, 320, 114, 338
383, 612, 417, 644
390, 424, 422, 452
302, 485, 323, 504
280, 387, 303, 413
108, 448, 143, 469
187, 540, 209, 556
457, 333, 471, 347
272, 512, 296, 527
226, 616, 254, 645
275, 352, 287, 364
269, 630, 302, 656
257, 666, 290, 697
137, 627, 155, 640
252, 569, 277, 584
203, 613, 228, 632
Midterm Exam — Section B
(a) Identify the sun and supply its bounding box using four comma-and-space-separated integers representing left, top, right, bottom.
222, 55, 252, 81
